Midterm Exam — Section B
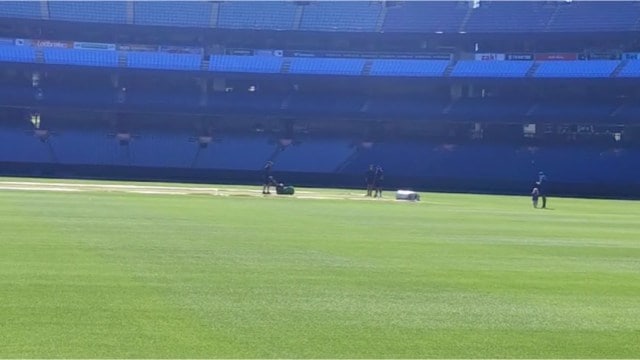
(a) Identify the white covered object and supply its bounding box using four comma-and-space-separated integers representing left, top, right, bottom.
396, 190, 420, 201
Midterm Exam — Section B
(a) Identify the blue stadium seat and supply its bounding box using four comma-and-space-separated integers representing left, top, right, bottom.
299, 1, 382, 32
217, 1, 297, 30
196, 135, 274, 170
365, 96, 448, 118
134, 1, 213, 27
126, 52, 202, 71
209, 55, 283, 74
0, 45, 36, 63
529, 101, 618, 120
287, 94, 366, 115
43, 48, 118, 68
448, 97, 532, 119
451, 60, 533, 78
617, 61, 640, 78
275, 138, 353, 173
48, 1, 127, 24
0, 1, 41, 19
383, 2, 468, 33
289, 57, 365, 76
369, 59, 450, 77
534, 60, 620, 78
465, 2, 555, 33
547, 1, 640, 32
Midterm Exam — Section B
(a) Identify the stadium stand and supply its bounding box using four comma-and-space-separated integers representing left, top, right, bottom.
48, 1, 127, 24
451, 60, 534, 78
617, 60, 640, 78
43, 48, 119, 68
382, 1, 468, 33
217, 1, 297, 30
528, 100, 619, 121
195, 135, 274, 170
365, 96, 449, 118
133, 1, 213, 27
546, 1, 640, 32
275, 139, 353, 173
0, 125, 56, 164
0, 1, 41, 19
126, 52, 202, 71
299, 1, 382, 32
534, 60, 620, 78
0, 45, 37, 63
286, 93, 366, 115
209, 55, 284, 74
51, 130, 114, 166
465, 1, 555, 33
208, 93, 284, 114
288, 57, 365, 76
369, 59, 451, 77
0, 1, 639, 198
448, 97, 532, 119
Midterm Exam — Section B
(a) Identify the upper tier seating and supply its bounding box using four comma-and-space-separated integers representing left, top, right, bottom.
43, 48, 119, 68
288, 57, 365, 76
534, 60, 619, 78
299, 1, 382, 32
546, 1, 640, 32
0, 1, 639, 34
134, 1, 213, 27
48, 1, 127, 24
209, 55, 283, 74
217, 1, 297, 30
0, 1, 41, 19
369, 59, 450, 77
465, 1, 555, 33
383, 2, 468, 33
451, 60, 534, 78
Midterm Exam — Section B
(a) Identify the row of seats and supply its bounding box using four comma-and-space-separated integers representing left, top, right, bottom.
176, 54, 640, 78
4, 46, 639, 78
1, 125, 638, 187
0, 84, 636, 122
344, 142, 640, 184
2, 1, 638, 33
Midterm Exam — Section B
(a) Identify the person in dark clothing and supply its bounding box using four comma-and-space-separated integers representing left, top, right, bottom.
538, 171, 548, 208
365, 164, 375, 197
262, 161, 274, 194
531, 182, 540, 208
373, 165, 384, 198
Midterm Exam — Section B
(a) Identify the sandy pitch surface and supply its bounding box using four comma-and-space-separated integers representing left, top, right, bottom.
0, 180, 399, 201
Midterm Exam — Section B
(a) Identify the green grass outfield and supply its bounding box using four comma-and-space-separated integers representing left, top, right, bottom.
1, 178, 639, 358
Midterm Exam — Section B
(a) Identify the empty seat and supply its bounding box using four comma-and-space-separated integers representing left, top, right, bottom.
0, 45, 36, 63
451, 60, 533, 78
465, 2, 555, 33
547, 1, 639, 32
0, 1, 41, 19
383, 2, 468, 33
48, 1, 127, 23
217, 1, 297, 30
134, 1, 213, 27
369, 59, 450, 77
534, 60, 619, 78
43, 48, 118, 67
289, 57, 365, 76
617, 61, 640, 78
126, 52, 202, 71
299, 1, 381, 32
209, 55, 283, 74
